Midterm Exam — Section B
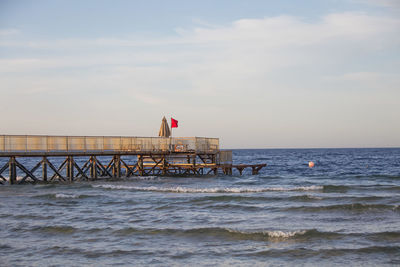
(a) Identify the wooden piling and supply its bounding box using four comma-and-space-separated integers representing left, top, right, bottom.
9, 156, 16, 185
162, 156, 167, 175
138, 155, 144, 176
67, 156, 74, 182
113, 155, 121, 178
42, 157, 47, 182
90, 156, 97, 180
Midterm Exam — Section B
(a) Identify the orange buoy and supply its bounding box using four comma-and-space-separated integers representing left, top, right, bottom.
308, 161, 315, 168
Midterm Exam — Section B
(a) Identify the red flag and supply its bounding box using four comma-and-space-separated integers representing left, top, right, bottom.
171, 118, 178, 128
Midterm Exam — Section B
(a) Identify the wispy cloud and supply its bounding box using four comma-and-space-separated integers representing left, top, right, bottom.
0, 28, 19, 36
0, 12, 399, 146
2, 12, 399, 51
353, 0, 400, 8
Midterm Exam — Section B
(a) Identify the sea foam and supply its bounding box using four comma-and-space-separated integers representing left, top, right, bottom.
92, 184, 323, 193
55, 193, 80, 199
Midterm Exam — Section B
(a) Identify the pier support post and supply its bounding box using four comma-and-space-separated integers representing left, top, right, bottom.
9, 156, 17, 185
113, 155, 121, 178
67, 156, 74, 182
252, 165, 264, 175
90, 156, 97, 180
138, 155, 144, 176
162, 155, 167, 175
42, 157, 47, 182
192, 154, 196, 175
117, 156, 121, 178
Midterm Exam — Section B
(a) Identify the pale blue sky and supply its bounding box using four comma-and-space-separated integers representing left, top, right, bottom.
1, 0, 399, 148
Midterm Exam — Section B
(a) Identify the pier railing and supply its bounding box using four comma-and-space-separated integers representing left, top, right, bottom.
0, 135, 219, 155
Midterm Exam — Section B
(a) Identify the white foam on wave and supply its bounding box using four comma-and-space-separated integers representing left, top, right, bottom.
129, 176, 159, 181
2, 176, 27, 181
264, 230, 307, 238
226, 228, 308, 238
55, 193, 79, 199
92, 184, 323, 193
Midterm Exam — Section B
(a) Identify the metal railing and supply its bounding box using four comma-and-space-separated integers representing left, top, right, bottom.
218, 150, 233, 165
0, 135, 219, 153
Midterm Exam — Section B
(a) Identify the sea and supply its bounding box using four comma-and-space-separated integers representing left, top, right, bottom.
0, 148, 399, 266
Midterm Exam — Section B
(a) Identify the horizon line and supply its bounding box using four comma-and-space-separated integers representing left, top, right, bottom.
224, 146, 400, 150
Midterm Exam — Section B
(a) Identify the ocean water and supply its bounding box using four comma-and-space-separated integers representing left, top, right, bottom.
0, 148, 400, 266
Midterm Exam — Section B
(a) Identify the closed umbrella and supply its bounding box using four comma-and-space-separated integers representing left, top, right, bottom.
158, 116, 171, 137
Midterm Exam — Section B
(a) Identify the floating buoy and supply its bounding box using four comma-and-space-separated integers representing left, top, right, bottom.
308, 161, 315, 168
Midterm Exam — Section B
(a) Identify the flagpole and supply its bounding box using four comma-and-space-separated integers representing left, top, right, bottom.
170, 117, 172, 153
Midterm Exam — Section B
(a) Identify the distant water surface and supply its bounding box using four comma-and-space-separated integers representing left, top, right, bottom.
0, 148, 399, 266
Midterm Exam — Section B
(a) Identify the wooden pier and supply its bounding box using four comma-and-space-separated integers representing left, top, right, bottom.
0, 135, 266, 185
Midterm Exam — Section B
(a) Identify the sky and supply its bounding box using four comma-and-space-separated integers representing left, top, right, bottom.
0, 0, 399, 148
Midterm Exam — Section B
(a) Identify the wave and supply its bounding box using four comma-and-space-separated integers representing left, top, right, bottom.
289, 195, 323, 201
255, 157, 271, 161
356, 174, 400, 180
29, 225, 77, 234
94, 183, 400, 194
14, 225, 112, 236
322, 184, 400, 192
14, 223, 400, 243
92, 184, 323, 193
322, 185, 349, 193
243, 245, 400, 258
287, 203, 400, 213
1, 176, 26, 182
33, 193, 94, 199
113, 227, 324, 240
13, 214, 55, 220
201, 203, 264, 211
364, 231, 400, 241
128, 176, 160, 181
45, 246, 155, 258
0, 244, 12, 250
356, 195, 386, 201
55, 193, 81, 199
186, 194, 323, 204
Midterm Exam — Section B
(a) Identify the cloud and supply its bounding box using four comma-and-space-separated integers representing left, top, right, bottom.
2, 12, 399, 51
2, 13, 399, 95
353, 0, 400, 8
323, 72, 400, 92
0, 28, 19, 36
0, 12, 399, 146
